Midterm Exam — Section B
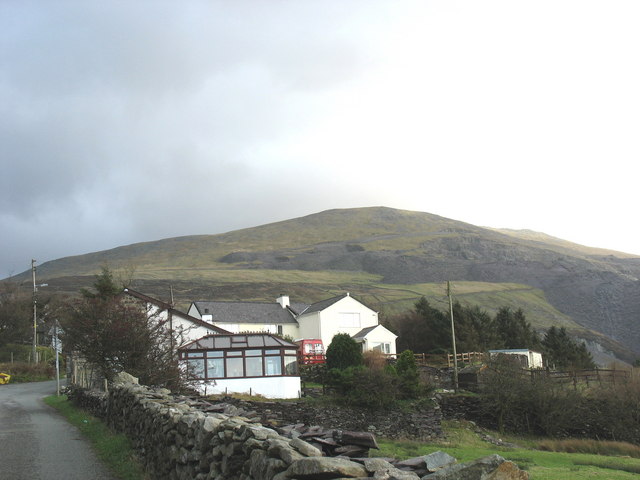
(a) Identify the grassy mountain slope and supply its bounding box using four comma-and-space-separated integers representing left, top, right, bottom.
11, 207, 640, 360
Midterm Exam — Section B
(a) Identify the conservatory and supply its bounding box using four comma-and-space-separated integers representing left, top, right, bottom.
178, 333, 301, 398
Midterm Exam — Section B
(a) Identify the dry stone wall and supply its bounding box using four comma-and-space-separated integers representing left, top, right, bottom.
67, 384, 527, 479
220, 398, 443, 441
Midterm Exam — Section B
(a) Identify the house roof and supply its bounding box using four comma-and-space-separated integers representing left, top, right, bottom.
299, 293, 350, 315
352, 325, 379, 340
180, 333, 299, 351
351, 324, 398, 341
191, 301, 300, 325
122, 288, 231, 334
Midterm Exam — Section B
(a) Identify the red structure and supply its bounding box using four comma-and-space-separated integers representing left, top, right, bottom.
296, 339, 326, 365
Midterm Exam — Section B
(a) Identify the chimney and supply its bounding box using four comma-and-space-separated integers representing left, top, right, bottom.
276, 294, 290, 308
202, 308, 213, 323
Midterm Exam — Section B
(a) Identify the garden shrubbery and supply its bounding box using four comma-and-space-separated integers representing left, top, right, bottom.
322, 333, 428, 409
479, 357, 640, 444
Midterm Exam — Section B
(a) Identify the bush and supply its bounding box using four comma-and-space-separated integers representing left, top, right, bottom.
395, 350, 423, 399
0, 362, 56, 382
479, 359, 640, 443
326, 365, 399, 409
325, 333, 362, 370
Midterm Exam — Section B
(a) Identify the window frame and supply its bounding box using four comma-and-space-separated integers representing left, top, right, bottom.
180, 345, 299, 380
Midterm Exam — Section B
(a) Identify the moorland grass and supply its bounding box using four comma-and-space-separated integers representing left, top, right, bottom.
373, 420, 640, 480
44, 395, 144, 480
538, 438, 640, 458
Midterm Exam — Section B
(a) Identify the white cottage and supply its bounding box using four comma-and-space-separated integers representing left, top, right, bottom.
188, 293, 398, 356
122, 288, 230, 344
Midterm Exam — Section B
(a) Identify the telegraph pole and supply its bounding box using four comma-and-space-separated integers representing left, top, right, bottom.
448, 281, 459, 392
32, 259, 37, 363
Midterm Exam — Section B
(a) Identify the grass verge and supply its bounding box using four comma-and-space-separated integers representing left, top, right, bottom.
373, 420, 640, 480
44, 395, 145, 480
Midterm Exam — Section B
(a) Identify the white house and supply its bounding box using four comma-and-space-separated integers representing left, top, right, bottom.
188, 292, 398, 356
122, 288, 230, 345
178, 333, 301, 398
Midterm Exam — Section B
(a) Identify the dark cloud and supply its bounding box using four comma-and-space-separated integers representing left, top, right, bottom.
2, 1, 639, 277
0, 1, 383, 276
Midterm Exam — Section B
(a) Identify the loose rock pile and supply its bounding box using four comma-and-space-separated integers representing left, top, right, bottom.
68, 383, 528, 479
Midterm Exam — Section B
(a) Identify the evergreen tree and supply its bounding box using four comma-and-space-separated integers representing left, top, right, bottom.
453, 302, 498, 352
494, 307, 539, 349
325, 333, 363, 370
542, 326, 595, 370
385, 297, 451, 353
80, 266, 122, 299
395, 349, 422, 399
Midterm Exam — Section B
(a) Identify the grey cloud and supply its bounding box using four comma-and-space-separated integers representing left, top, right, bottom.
0, 0, 411, 276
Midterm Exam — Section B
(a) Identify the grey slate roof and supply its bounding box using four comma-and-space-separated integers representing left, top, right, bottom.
351, 325, 379, 340
299, 293, 349, 315
192, 301, 300, 324
180, 333, 298, 351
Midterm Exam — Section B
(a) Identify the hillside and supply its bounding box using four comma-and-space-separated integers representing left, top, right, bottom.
10, 207, 640, 361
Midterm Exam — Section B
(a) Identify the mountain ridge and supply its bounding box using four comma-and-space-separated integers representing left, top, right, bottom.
8, 207, 640, 360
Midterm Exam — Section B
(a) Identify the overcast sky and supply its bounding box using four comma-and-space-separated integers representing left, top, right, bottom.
2, 1, 639, 278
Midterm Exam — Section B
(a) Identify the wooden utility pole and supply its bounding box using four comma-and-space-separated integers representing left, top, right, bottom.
448, 281, 459, 392
32, 259, 37, 363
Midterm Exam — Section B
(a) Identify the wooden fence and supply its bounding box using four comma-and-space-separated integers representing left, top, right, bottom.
409, 352, 485, 367
529, 368, 629, 386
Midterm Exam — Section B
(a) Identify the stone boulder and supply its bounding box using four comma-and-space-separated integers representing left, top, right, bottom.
278, 457, 368, 479
421, 454, 528, 480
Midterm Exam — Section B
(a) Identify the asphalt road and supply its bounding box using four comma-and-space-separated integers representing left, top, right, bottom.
0, 380, 115, 480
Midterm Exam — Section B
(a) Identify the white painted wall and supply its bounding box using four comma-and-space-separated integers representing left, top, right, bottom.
146, 304, 218, 346
297, 311, 322, 341
489, 350, 544, 369
192, 376, 302, 399
299, 296, 379, 349
360, 325, 398, 355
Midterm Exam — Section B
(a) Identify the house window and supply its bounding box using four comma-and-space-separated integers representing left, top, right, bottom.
180, 344, 299, 380
277, 325, 283, 335
245, 356, 263, 376
372, 342, 391, 354
339, 312, 361, 328
207, 358, 224, 378
284, 355, 298, 375
226, 357, 244, 377
265, 355, 282, 376
188, 358, 205, 379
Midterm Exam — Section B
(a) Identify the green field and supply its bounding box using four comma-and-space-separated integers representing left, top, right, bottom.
375, 420, 640, 479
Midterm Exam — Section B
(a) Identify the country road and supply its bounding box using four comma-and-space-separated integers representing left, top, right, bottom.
0, 380, 115, 480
